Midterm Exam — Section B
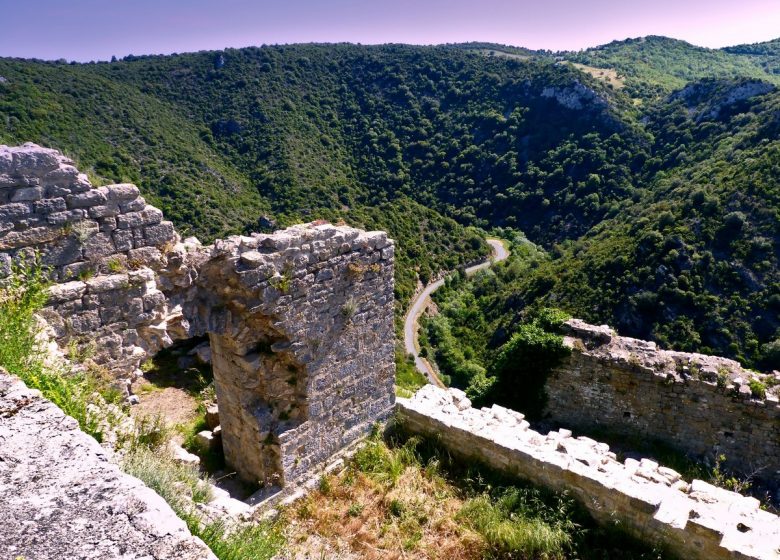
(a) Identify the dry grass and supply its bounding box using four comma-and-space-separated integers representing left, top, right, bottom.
569, 62, 625, 89
283, 461, 485, 559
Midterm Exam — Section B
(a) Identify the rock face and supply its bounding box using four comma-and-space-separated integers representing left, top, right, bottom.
544, 319, 780, 484
0, 143, 396, 489
398, 386, 780, 560
0, 369, 216, 560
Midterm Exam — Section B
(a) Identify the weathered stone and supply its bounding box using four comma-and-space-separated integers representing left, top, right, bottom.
143, 221, 176, 246
546, 319, 780, 486
0, 253, 10, 278
105, 183, 140, 200
47, 209, 85, 225
118, 207, 163, 229
68, 310, 102, 334
47, 280, 87, 304
82, 232, 116, 259
0, 371, 216, 559
88, 203, 121, 219
10, 186, 43, 202
33, 197, 67, 214
205, 403, 220, 429
86, 273, 130, 293
240, 250, 264, 267
398, 386, 780, 560
0, 226, 62, 250
67, 189, 107, 208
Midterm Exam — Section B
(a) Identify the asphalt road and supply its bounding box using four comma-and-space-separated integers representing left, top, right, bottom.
402, 238, 509, 386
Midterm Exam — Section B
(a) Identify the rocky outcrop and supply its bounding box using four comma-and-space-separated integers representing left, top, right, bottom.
398, 385, 780, 560
544, 320, 780, 484
0, 369, 216, 560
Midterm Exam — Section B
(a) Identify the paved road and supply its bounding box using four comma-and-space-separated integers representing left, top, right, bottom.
402, 238, 509, 386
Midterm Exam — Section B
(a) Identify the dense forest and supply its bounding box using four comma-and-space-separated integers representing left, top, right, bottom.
1, 38, 778, 370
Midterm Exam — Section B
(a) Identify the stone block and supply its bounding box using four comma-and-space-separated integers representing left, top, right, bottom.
0, 202, 32, 221
195, 430, 220, 451
105, 183, 140, 201
86, 273, 129, 293
113, 228, 134, 251
33, 197, 67, 214
47, 209, 85, 226
68, 310, 102, 334
143, 221, 175, 246
0, 226, 62, 250
10, 186, 44, 202
82, 232, 116, 259
88, 203, 121, 219
205, 404, 220, 430
67, 189, 107, 208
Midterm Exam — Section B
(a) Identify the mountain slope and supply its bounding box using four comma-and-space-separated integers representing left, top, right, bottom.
565, 36, 780, 98
1, 41, 778, 366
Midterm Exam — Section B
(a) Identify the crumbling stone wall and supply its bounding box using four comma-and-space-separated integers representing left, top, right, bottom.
543, 320, 780, 483
398, 386, 780, 560
160, 224, 397, 486
0, 369, 216, 560
0, 143, 396, 489
0, 143, 176, 375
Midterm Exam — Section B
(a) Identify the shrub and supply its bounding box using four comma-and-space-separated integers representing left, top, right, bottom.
748, 378, 767, 400
487, 313, 571, 418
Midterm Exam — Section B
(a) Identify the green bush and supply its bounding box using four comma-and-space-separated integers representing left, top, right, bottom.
487, 311, 572, 418
458, 491, 575, 558
748, 378, 767, 400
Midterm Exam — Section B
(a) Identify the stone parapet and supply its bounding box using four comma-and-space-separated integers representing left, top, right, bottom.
397, 385, 780, 560
545, 319, 780, 483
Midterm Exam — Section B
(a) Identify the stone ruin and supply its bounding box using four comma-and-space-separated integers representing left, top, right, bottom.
399, 386, 780, 560
2, 143, 779, 559
545, 319, 780, 484
0, 143, 395, 487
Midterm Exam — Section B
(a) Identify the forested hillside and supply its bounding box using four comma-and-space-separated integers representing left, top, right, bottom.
1, 39, 778, 367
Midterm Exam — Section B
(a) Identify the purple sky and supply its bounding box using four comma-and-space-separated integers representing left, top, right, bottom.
2, 0, 779, 61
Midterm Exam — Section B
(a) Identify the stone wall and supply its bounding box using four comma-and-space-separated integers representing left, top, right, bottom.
159, 224, 396, 487
0, 143, 396, 490
0, 143, 176, 375
398, 385, 780, 560
0, 369, 216, 560
544, 320, 780, 483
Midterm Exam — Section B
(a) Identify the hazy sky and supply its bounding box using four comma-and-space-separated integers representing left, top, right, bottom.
2, 0, 779, 61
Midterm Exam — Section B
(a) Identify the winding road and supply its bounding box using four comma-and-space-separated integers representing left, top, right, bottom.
403, 238, 510, 387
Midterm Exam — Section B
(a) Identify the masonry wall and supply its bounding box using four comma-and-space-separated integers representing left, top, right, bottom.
0, 143, 396, 490
0, 143, 176, 375
398, 385, 780, 560
164, 224, 397, 486
544, 320, 780, 483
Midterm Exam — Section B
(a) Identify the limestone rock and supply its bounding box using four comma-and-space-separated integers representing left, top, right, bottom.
0, 370, 215, 560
